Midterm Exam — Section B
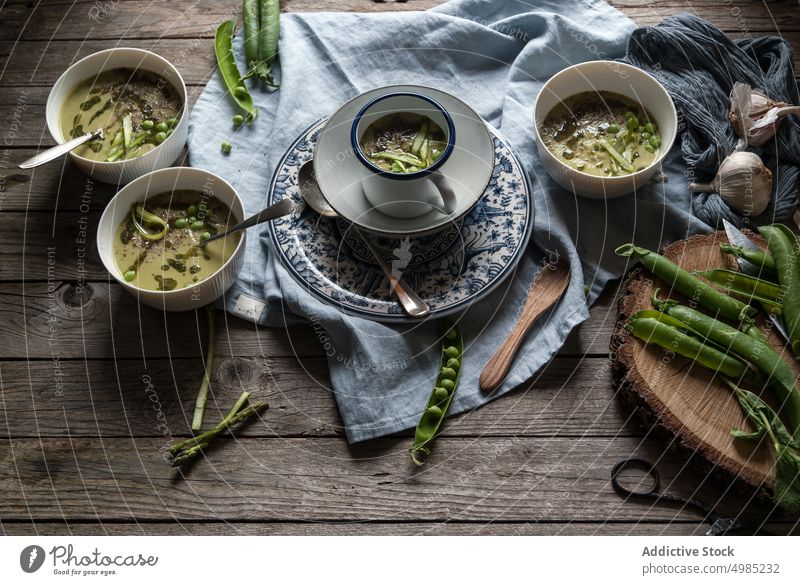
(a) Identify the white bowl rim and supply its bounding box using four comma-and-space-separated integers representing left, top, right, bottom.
313, 83, 495, 236
97, 167, 246, 296
533, 60, 677, 181
47, 47, 188, 168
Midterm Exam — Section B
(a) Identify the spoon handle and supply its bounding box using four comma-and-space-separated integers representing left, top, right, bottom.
200, 198, 294, 246
355, 228, 430, 318
18, 129, 103, 169
479, 260, 570, 392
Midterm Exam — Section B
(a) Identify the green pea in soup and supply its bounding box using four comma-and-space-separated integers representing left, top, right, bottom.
540, 91, 662, 176
60, 68, 182, 162
114, 190, 240, 292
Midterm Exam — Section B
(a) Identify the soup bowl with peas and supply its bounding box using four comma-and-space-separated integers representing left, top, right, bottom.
533, 60, 677, 199
46, 47, 188, 184
96, 167, 246, 311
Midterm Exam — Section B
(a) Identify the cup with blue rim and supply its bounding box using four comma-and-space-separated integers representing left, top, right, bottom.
351, 92, 458, 219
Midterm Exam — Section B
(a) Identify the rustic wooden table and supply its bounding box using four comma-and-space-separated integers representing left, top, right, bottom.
1, 0, 799, 536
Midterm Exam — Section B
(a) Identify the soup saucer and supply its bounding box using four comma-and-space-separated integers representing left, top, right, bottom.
313, 85, 495, 237
268, 117, 532, 322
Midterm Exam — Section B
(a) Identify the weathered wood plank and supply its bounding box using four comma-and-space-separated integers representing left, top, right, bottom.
0, 356, 629, 438
0, 282, 322, 359
0, 435, 780, 522
2, 521, 797, 535
4, 25, 799, 88
1, 0, 797, 43
0, 281, 617, 359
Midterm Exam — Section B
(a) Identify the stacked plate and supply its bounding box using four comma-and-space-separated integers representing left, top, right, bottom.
267, 85, 533, 322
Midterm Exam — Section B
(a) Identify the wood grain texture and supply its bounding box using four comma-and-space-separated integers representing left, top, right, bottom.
0, 280, 617, 359
1, 0, 797, 43
0, 436, 782, 522
3, 521, 798, 536
612, 232, 800, 493
0, 356, 630, 438
1, 0, 796, 535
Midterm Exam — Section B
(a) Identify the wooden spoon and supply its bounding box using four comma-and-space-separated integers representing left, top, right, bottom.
479, 260, 571, 392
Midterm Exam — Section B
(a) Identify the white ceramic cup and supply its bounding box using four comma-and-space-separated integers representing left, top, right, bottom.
46, 48, 188, 185
97, 167, 245, 312
533, 60, 678, 199
351, 93, 458, 219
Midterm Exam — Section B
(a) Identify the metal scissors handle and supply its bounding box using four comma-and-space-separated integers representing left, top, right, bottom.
611, 458, 744, 535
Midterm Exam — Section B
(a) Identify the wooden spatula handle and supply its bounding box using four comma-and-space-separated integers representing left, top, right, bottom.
479, 261, 570, 392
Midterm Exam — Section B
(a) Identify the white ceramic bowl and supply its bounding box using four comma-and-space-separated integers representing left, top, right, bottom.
533, 60, 677, 199
97, 167, 245, 312
314, 84, 495, 237
46, 48, 188, 185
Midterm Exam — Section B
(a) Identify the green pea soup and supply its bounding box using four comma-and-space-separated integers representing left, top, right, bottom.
60, 68, 183, 162
114, 190, 240, 292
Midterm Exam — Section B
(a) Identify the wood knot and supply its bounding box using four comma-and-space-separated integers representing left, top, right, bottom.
215, 357, 260, 389
61, 282, 94, 308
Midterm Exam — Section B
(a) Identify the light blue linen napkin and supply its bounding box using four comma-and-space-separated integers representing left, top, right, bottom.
188, 0, 703, 442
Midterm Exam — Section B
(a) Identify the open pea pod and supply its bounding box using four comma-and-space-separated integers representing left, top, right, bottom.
410, 321, 463, 466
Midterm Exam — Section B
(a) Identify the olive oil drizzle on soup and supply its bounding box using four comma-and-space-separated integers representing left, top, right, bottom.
114, 191, 240, 292
60, 68, 182, 162
540, 91, 662, 176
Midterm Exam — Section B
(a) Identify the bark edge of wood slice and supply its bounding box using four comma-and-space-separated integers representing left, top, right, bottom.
610, 231, 799, 498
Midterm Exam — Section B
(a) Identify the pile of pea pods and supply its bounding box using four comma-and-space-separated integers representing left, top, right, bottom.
616, 229, 800, 513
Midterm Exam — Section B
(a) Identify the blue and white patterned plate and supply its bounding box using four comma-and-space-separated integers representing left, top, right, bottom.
267, 118, 532, 322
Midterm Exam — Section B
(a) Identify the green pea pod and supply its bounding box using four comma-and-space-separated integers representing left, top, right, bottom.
242, 0, 264, 77
214, 20, 257, 118
258, 0, 280, 80
719, 243, 777, 278
694, 269, 782, 314
652, 296, 800, 440
626, 316, 752, 379
410, 322, 463, 466
616, 243, 756, 323
759, 224, 800, 356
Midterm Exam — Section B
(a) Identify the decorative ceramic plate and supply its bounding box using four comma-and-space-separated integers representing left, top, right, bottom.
267, 118, 532, 322
312, 84, 495, 236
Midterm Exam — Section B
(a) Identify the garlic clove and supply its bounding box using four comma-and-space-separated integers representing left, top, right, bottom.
689, 151, 772, 217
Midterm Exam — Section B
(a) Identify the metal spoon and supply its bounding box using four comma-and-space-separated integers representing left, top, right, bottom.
297, 161, 430, 318
199, 197, 294, 246
18, 128, 104, 169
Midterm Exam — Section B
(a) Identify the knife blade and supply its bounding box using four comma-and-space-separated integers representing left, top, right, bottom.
722, 219, 789, 341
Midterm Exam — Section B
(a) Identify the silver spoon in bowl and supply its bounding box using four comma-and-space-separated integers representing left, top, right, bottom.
18, 128, 104, 169
198, 197, 295, 246
297, 161, 430, 318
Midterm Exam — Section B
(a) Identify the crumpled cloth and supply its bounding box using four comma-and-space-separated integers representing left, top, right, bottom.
624, 13, 800, 228
187, 1, 797, 443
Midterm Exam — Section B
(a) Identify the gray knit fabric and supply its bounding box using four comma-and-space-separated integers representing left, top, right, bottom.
623, 14, 799, 228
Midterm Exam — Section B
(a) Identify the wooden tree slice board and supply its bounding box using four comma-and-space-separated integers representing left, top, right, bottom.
611, 231, 800, 495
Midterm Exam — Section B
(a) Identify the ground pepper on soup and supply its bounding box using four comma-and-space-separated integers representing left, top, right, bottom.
114, 190, 240, 292
539, 91, 662, 176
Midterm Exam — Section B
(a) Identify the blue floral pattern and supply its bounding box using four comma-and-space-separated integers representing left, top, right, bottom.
267, 118, 532, 322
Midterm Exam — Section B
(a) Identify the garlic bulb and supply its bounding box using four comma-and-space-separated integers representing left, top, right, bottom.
689, 151, 773, 216
729, 82, 800, 147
